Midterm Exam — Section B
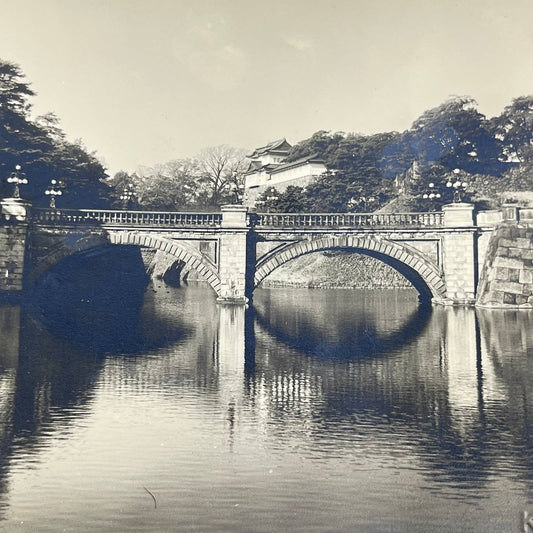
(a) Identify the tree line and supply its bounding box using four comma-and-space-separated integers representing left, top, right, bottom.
0, 60, 109, 208
2, 57, 533, 213
0, 58, 247, 210
255, 95, 533, 212
108, 145, 247, 211
113, 94, 533, 213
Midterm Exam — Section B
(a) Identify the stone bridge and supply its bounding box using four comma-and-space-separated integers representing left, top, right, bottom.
0, 198, 512, 306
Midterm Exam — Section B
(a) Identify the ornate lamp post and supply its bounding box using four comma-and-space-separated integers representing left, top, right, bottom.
266, 191, 279, 213
348, 195, 377, 212
119, 183, 135, 209
255, 187, 279, 212
45, 179, 64, 208
236, 183, 245, 204
422, 182, 442, 203
7, 165, 28, 199
446, 169, 468, 203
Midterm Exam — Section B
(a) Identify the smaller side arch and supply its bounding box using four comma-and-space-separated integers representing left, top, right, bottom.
28, 232, 111, 282
30, 230, 223, 296
254, 235, 446, 301
108, 231, 222, 295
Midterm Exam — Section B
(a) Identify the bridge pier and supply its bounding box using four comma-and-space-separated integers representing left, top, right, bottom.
216, 205, 251, 305
440, 203, 477, 306
0, 199, 30, 300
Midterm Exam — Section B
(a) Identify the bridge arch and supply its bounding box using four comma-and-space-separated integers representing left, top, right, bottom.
254, 235, 446, 301
30, 231, 222, 295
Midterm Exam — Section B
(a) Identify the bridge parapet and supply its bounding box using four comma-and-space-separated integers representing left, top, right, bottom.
31, 208, 222, 228
252, 211, 444, 228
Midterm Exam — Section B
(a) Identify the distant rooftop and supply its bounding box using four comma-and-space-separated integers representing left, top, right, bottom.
247, 138, 292, 159
270, 153, 325, 174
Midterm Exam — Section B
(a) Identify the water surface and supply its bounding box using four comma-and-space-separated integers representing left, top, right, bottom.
0, 285, 532, 532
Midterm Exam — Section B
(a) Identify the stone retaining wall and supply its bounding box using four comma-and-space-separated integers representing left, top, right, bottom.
260, 251, 414, 290
477, 223, 533, 308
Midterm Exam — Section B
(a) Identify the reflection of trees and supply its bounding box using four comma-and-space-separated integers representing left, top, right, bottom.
29, 245, 150, 354
12, 313, 104, 436
246, 291, 533, 489
0, 286, 213, 518
5, 282, 533, 507
0, 306, 20, 516
476, 309, 533, 488
0, 309, 104, 518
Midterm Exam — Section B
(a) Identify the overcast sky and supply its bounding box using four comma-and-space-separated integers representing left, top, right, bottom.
1, 0, 532, 174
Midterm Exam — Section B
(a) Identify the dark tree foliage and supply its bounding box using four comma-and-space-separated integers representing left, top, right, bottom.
105, 170, 139, 209
406, 96, 504, 176
266, 95, 533, 213
0, 59, 110, 208
279, 131, 400, 212
272, 185, 308, 212
488, 96, 533, 194
492, 96, 533, 164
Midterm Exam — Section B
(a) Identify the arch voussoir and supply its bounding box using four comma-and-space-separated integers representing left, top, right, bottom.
106, 230, 221, 295
254, 234, 446, 301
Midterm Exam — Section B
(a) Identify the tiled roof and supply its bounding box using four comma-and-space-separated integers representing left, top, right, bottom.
248, 138, 292, 158
269, 153, 326, 174
245, 162, 279, 175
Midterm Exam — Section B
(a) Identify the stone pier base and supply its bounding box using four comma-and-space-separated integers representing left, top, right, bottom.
0, 199, 30, 298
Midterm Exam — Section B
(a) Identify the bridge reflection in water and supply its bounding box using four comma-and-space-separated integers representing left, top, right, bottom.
1, 288, 533, 530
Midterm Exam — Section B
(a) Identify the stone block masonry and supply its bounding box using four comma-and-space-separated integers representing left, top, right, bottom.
477, 223, 533, 308
0, 223, 28, 292
217, 206, 252, 304
441, 231, 477, 304
16, 201, 508, 306
0, 199, 30, 296
217, 230, 250, 303
440, 203, 477, 305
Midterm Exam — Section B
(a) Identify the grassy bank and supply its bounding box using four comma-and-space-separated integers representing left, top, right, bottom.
260, 251, 413, 290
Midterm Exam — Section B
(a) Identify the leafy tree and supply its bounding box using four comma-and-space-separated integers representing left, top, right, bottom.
107, 170, 139, 209
278, 131, 397, 212
255, 185, 308, 212
0, 58, 110, 207
407, 96, 503, 176
492, 96, 533, 163
133, 159, 203, 210
110, 145, 248, 212
284, 130, 346, 163
275, 185, 308, 212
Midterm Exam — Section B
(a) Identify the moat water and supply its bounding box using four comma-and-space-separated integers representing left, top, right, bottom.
1, 284, 533, 532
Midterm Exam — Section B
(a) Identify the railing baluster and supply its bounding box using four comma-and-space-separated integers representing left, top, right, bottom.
30, 208, 443, 229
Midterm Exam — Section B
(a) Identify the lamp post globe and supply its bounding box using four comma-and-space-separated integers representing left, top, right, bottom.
45, 179, 64, 209
119, 183, 135, 210
7, 165, 28, 199
446, 169, 468, 202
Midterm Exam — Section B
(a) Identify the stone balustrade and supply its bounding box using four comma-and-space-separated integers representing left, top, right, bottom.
253, 211, 444, 228
31, 208, 223, 227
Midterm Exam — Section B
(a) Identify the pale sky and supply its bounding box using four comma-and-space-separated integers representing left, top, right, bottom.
1, 0, 532, 175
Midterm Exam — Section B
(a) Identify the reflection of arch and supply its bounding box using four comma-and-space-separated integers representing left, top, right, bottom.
254, 236, 446, 301
252, 296, 433, 359
31, 232, 222, 295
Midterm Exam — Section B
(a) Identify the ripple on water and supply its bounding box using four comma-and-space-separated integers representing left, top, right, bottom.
0, 287, 532, 532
